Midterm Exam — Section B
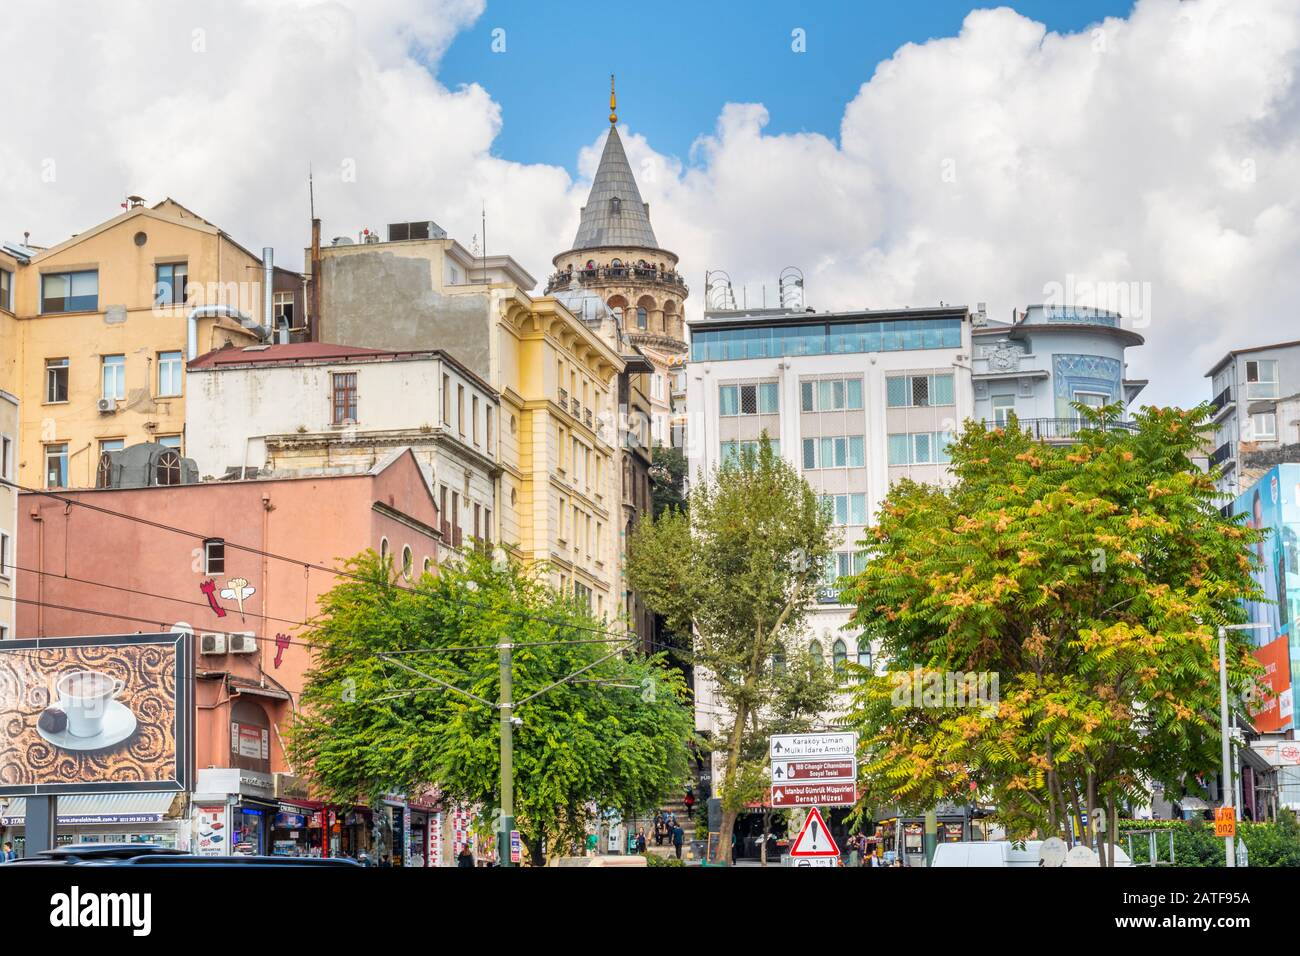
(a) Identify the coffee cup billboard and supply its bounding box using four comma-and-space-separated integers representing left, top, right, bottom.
0, 633, 193, 795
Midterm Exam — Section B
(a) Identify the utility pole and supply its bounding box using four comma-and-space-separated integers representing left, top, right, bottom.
1218, 622, 1269, 868
499, 639, 514, 868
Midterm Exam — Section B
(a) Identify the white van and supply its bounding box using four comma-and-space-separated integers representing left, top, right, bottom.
930, 840, 1132, 867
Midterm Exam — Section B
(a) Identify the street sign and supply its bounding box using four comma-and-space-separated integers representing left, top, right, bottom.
771, 782, 857, 807
1214, 807, 1236, 838
788, 807, 840, 858
770, 732, 856, 760
792, 857, 836, 867
510, 830, 521, 864
771, 759, 854, 784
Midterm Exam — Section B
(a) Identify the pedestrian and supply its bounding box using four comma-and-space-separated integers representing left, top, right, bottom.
654, 814, 664, 846
2, 841, 14, 862
684, 788, 696, 819
635, 828, 647, 854
671, 822, 685, 860
357, 849, 372, 867
457, 845, 474, 868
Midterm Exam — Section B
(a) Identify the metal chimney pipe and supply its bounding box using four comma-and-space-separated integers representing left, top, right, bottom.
262, 247, 275, 343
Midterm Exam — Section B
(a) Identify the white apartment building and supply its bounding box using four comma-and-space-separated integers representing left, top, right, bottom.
685, 305, 973, 742
184, 342, 499, 557
1205, 340, 1300, 498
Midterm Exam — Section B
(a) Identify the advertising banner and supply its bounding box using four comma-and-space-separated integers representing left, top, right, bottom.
0, 633, 193, 795
1249, 635, 1293, 733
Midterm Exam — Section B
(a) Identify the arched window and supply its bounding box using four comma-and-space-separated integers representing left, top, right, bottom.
857, 640, 873, 671
423, 557, 432, 576
155, 449, 182, 486
380, 537, 390, 564
637, 307, 648, 329
832, 639, 847, 672
96, 452, 113, 488
809, 641, 824, 669
402, 545, 414, 581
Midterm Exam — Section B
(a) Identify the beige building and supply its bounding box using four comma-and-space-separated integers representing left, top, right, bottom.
0, 245, 21, 637
2, 199, 282, 491
310, 227, 625, 615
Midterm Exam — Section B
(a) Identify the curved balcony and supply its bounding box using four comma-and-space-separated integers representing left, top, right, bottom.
980, 417, 1138, 443
545, 265, 689, 297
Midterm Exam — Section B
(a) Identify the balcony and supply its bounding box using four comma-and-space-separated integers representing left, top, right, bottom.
1209, 386, 1234, 423
584, 408, 593, 429
1208, 441, 1236, 470
544, 264, 689, 296
558, 387, 568, 408
571, 398, 581, 418
981, 417, 1138, 442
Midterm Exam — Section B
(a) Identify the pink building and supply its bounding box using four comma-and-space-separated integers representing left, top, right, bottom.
14, 447, 441, 856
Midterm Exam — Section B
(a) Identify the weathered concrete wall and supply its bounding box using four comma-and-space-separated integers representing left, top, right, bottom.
319, 249, 491, 379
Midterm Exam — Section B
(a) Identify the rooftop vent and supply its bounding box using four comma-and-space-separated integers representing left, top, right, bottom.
387, 221, 448, 242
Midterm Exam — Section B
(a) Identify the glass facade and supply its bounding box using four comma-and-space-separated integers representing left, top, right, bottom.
691, 318, 961, 362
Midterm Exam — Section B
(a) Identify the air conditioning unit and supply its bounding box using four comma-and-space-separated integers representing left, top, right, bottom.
228, 632, 258, 654
199, 633, 227, 655
97, 397, 115, 414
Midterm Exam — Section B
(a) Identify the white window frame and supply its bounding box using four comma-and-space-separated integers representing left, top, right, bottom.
158, 350, 183, 397
1250, 412, 1277, 441
102, 354, 126, 401
991, 394, 1016, 425
1245, 360, 1280, 400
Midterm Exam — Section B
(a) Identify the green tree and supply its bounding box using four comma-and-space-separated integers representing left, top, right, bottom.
287, 549, 694, 866
626, 437, 838, 865
843, 406, 1265, 865
649, 445, 688, 517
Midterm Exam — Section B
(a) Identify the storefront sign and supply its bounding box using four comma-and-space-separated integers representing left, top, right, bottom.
510, 830, 522, 864
0, 633, 193, 796
193, 804, 230, 857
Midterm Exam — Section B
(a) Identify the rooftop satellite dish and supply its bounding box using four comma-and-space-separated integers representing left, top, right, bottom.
1064, 845, 1100, 867
1038, 837, 1067, 868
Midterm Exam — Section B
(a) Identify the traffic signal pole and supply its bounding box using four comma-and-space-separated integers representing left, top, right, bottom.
499, 639, 514, 868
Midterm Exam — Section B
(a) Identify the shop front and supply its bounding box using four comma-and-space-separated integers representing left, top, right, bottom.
192, 767, 280, 856
1, 793, 187, 857
406, 791, 443, 867
271, 802, 326, 857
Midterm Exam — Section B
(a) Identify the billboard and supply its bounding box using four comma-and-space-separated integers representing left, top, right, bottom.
1233, 464, 1300, 731
0, 633, 193, 795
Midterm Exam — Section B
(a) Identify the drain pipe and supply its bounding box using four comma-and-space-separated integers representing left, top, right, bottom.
263, 247, 282, 344
186, 304, 263, 360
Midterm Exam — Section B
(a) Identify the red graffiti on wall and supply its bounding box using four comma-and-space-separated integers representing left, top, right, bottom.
274, 633, 290, 669
200, 579, 226, 617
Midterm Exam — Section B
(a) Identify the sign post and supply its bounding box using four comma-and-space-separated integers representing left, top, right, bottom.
769, 731, 857, 809
787, 806, 840, 865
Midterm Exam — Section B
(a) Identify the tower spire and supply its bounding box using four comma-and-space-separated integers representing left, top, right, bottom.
609, 73, 617, 125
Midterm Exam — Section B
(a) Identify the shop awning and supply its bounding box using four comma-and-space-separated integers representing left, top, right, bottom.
1240, 746, 1276, 775
1177, 796, 1211, 811
1, 792, 179, 827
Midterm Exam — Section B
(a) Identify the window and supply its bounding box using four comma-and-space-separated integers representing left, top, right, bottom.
803, 436, 865, 469
637, 307, 648, 329
102, 354, 125, 401
1072, 391, 1108, 419
332, 372, 358, 424
721, 439, 780, 464
1, 435, 11, 480
0, 531, 9, 577
273, 291, 295, 330
158, 351, 183, 397
692, 318, 963, 362
41, 270, 98, 313
1250, 412, 1277, 441
0, 267, 11, 312
402, 546, 413, 580
484, 508, 492, 545
472, 396, 480, 444
809, 642, 824, 669
991, 394, 1016, 425
380, 538, 390, 564
99, 438, 124, 455
720, 381, 778, 416
96, 452, 113, 488
154, 262, 188, 307
442, 374, 451, 425
820, 493, 868, 526
473, 504, 481, 546
457, 385, 465, 434
155, 449, 182, 486
46, 358, 69, 403
486, 407, 494, 450
801, 378, 864, 412
45, 443, 68, 488
157, 435, 182, 449
888, 431, 954, 465
204, 538, 226, 575
886, 373, 954, 408
1245, 360, 1279, 399
832, 639, 847, 672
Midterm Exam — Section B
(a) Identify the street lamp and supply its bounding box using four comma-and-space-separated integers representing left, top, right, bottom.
1217, 622, 1269, 868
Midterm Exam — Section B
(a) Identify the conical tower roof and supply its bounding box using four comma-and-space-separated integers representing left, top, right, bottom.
570, 124, 659, 251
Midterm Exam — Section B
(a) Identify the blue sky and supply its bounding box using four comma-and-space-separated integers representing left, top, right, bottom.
441, 0, 1139, 172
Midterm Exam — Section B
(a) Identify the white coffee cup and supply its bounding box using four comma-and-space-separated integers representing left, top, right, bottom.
55, 669, 124, 738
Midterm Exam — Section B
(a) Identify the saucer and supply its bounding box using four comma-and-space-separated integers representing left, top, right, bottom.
36, 699, 138, 752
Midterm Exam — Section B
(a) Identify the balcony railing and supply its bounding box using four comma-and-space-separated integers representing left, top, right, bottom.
544, 265, 689, 295
571, 398, 581, 418
1208, 442, 1235, 468
982, 417, 1138, 442
558, 387, 568, 408
1209, 386, 1233, 416
584, 408, 593, 429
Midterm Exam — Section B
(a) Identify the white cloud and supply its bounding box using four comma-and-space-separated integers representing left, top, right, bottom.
3, 0, 1298, 406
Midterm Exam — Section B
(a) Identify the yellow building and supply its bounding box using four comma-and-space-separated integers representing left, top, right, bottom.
4, 199, 274, 490
0, 245, 21, 637
312, 230, 625, 615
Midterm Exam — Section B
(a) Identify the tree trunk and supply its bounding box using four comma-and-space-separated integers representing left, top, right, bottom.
1107, 795, 1118, 867
716, 702, 749, 866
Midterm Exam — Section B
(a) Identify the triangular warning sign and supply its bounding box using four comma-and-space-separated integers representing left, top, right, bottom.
788, 806, 840, 857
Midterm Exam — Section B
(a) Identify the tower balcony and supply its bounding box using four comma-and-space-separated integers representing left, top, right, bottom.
545, 264, 689, 297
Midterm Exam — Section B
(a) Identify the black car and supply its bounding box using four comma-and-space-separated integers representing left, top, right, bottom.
8, 844, 361, 867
